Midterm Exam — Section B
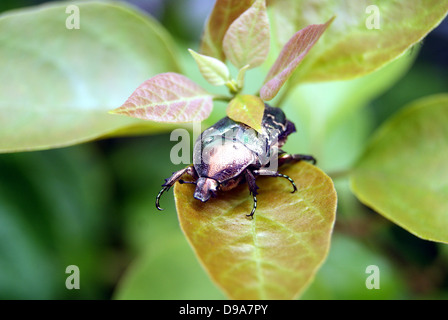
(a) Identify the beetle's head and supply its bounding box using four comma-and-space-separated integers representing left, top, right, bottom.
194, 177, 219, 202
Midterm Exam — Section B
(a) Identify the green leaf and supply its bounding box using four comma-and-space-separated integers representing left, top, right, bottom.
350, 94, 448, 243
302, 234, 406, 299
222, 0, 270, 69
226, 94, 265, 132
281, 49, 417, 172
111, 73, 214, 123
114, 233, 226, 300
269, 0, 448, 83
175, 162, 337, 300
106, 135, 226, 299
0, 1, 180, 153
0, 145, 112, 298
188, 49, 230, 86
260, 17, 333, 101
200, 0, 254, 61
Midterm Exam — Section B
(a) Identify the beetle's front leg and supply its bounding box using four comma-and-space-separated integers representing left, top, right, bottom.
253, 168, 297, 193
244, 169, 259, 219
156, 165, 198, 211
278, 152, 317, 166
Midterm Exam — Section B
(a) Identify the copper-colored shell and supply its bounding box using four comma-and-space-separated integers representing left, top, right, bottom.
191, 105, 295, 200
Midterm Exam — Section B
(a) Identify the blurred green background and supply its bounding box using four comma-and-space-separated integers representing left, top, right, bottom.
0, 0, 447, 299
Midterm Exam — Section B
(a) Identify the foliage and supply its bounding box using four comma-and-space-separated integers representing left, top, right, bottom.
351, 94, 448, 243
175, 162, 336, 299
0, 0, 448, 300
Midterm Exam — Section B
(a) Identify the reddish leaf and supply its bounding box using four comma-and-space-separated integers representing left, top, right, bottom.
222, 0, 270, 69
111, 73, 213, 123
260, 17, 334, 101
200, 0, 254, 61
269, 0, 448, 83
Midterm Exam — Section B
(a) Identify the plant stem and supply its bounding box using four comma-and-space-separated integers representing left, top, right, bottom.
225, 80, 240, 95
213, 94, 233, 102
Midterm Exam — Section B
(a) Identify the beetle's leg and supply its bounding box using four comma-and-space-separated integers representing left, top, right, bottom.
248, 195, 257, 218
156, 186, 170, 211
278, 152, 317, 166
156, 165, 197, 211
253, 168, 297, 193
179, 180, 197, 185
244, 169, 259, 219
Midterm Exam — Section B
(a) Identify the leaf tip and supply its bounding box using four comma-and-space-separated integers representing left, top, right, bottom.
108, 108, 120, 115
327, 15, 336, 25
187, 48, 196, 56
188, 47, 230, 86
259, 86, 273, 101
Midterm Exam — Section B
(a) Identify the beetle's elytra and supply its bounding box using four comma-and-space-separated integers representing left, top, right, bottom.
156, 104, 316, 218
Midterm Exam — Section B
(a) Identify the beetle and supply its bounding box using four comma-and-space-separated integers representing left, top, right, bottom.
155, 104, 316, 218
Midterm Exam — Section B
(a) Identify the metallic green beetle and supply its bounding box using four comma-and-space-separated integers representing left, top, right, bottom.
156, 104, 316, 218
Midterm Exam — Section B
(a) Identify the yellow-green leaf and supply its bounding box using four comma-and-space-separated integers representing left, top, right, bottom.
188, 49, 230, 86
226, 95, 265, 132
351, 94, 448, 243
175, 162, 337, 300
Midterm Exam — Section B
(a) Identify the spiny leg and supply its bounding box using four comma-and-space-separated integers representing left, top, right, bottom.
155, 165, 197, 211
249, 195, 257, 218
296, 154, 317, 165
156, 185, 170, 211
244, 169, 259, 218
179, 180, 197, 185
253, 168, 297, 193
278, 152, 317, 166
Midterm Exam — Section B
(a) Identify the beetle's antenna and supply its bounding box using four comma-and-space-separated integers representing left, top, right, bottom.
156, 185, 170, 211
246, 194, 257, 219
